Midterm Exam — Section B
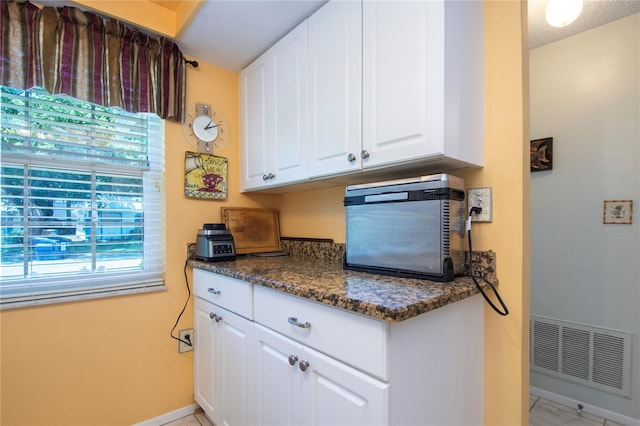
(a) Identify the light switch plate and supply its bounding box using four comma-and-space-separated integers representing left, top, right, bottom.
468, 187, 492, 222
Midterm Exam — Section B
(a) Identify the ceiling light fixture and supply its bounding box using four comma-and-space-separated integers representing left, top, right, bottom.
545, 0, 584, 27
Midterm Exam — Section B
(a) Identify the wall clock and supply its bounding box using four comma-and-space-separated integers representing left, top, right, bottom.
182, 102, 229, 154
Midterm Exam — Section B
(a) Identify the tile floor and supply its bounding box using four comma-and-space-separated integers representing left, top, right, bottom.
162, 408, 213, 426
529, 395, 626, 426
163, 397, 628, 426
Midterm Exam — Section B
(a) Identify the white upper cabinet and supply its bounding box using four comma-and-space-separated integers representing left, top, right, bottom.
270, 22, 309, 186
362, 0, 483, 170
307, 0, 362, 178
362, 1, 439, 168
240, 21, 309, 191
240, 55, 269, 190
240, 0, 484, 191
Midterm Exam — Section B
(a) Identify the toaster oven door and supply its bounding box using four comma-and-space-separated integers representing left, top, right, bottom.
345, 199, 443, 276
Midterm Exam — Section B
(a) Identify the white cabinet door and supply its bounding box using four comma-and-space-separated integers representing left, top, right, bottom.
195, 297, 253, 426
218, 307, 253, 426
194, 298, 220, 424
270, 21, 309, 186
253, 324, 303, 426
241, 21, 309, 191
362, 1, 443, 168
301, 346, 389, 426
253, 324, 389, 426
307, 0, 362, 178
363, 0, 483, 170
240, 56, 270, 190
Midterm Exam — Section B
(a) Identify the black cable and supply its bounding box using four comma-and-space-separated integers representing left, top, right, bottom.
170, 258, 193, 346
467, 209, 509, 316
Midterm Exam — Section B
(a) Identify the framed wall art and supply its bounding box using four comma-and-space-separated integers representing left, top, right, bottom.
603, 200, 633, 224
530, 137, 553, 172
184, 151, 228, 200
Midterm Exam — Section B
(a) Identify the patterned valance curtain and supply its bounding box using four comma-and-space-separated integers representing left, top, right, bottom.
0, 0, 185, 122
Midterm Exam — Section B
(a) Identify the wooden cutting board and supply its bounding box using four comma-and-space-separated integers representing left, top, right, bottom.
221, 208, 281, 254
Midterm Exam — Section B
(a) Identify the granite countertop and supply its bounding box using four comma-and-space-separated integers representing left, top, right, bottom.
189, 245, 497, 322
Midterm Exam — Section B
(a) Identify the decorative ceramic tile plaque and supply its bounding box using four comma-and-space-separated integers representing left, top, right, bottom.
184, 151, 228, 200
603, 200, 632, 224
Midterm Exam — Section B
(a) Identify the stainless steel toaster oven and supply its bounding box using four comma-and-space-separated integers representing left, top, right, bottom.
343, 174, 466, 282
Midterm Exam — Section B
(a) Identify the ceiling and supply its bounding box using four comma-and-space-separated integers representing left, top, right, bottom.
528, 0, 640, 49
64, 0, 640, 72
177, 0, 327, 72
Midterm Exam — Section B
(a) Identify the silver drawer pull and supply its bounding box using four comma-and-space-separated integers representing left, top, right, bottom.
288, 317, 311, 329
207, 288, 221, 295
288, 355, 298, 366
299, 360, 310, 372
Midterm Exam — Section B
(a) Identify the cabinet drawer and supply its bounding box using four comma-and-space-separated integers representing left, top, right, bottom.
254, 286, 388, 379
193, 269, 253, 319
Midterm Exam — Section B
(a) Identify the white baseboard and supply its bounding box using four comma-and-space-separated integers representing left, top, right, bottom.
530, 386, 640, 426
133, 403, 200, 426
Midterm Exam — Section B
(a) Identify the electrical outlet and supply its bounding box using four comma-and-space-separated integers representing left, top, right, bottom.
179, 328, 194, 353
467, 187, 492, 222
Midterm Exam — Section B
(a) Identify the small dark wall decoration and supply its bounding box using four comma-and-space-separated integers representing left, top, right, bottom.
603, 200, 633, 224
530, 137, 553, 172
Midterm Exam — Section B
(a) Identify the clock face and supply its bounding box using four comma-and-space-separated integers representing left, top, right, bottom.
193, 115, 218, 142
182, 104, 229, 153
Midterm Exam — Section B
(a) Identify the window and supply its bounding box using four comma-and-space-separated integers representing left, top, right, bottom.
0, 86, 165, 308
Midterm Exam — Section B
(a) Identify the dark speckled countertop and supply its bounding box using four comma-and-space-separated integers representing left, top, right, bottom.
189, 241, 497, 322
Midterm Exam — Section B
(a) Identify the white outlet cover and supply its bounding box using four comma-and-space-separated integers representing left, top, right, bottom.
179, 329, 194, 353
468, 187, 492, 222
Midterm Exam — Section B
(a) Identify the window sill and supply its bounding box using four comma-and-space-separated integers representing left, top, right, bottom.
1, 284, 167, 310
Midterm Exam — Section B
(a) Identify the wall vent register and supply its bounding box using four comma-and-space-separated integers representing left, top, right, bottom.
530, 315, 631, 397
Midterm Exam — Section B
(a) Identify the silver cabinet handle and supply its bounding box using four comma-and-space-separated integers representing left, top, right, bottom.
288, 317, 311, 329
207, 288, 221, 295
267, 172, 275, 180
262, 174, 269, 181
360, 149, 370, 159
299, 360, 309, 372
347, 153, 356, 163
209, 312, 215, 319
288, 355, 298, 366
209, 312, 222, 323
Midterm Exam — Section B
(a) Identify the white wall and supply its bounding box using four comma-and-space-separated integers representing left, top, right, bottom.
530, 13, 639, 419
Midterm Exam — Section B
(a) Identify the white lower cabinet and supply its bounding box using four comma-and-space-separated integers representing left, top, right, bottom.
194, 298, 218, 420
194, 269, 484, 425
253, 323, 388, 426
194, 297, 253, 426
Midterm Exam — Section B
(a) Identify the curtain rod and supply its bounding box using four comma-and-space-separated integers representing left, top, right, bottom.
184, 58, 199, 68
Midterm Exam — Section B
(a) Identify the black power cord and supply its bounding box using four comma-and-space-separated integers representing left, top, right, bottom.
467, 207, 509, 316
170, 258, 193, 347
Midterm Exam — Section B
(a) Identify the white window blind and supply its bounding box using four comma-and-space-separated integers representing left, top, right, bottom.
0, 86, 165, 308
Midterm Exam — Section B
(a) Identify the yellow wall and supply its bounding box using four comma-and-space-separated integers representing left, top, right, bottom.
279, 2, 531, 425
466, 2, 530, 424
1, 1, 529, 424
0, 61, 279, 425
